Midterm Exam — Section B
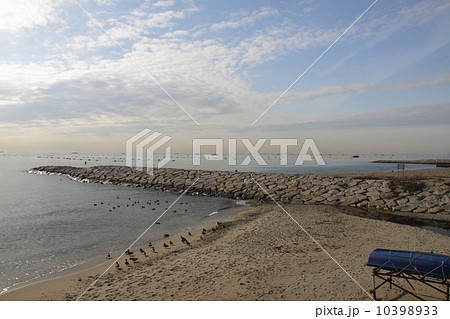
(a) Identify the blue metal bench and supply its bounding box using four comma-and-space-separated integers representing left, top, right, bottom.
366, 249, 450, 300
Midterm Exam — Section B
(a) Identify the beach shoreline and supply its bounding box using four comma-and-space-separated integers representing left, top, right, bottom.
1, 168, 449, 301
0, 203, 251, 300
1, 201, 449, 301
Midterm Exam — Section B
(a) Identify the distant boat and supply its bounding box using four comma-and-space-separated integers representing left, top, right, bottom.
352, 155, 360, 158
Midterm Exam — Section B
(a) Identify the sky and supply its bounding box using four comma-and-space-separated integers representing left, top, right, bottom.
0, 0, 449, 155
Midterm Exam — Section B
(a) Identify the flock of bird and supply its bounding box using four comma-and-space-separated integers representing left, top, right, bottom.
112, 222, 226, 270
93, 196, 190, 214
94, 195, 194, 270
92, 193, 228, 271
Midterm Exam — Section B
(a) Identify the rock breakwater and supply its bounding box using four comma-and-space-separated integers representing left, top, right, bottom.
29, 166, 449, 214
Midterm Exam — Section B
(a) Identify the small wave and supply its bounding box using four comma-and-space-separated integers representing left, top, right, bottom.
208, 211, 218, 216
1, 273, 44, 295
0, 259, 87, 295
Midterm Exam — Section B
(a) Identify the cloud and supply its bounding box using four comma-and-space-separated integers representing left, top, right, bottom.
0, 0, 63, 32
93, 0, 119, 6
0, 41, 378, 131
210, 7, 279, 32
394, 73, 450, 91
266, 102, 450, 131
352, 0, 450, 42
279, 82, 377, 104
238, 25, 341, 67
64, 4, 201, 52
66, 34, 115, 50
0, 0, 383, 131
323, 0, 450, 76
1, 0, 449, 149
153, 0, 175, 8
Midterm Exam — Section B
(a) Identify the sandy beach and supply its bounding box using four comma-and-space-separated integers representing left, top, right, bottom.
1, 199, 449, 301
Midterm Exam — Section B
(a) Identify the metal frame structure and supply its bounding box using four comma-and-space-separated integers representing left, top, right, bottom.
370, 267, 450, 300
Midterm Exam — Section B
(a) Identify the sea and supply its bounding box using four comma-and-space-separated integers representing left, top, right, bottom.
0, 152, 447, 294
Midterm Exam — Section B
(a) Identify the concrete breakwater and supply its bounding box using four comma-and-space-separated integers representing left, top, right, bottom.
29, 165, 449, 214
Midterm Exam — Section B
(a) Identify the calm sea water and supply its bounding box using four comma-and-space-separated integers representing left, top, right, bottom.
0, 154, 244, 294
0, 152, 446, 294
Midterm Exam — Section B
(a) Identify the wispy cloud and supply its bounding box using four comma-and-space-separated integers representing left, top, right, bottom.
352, 0, 450, 43
394, 73, 450, 91
267, 82, 377, 105
265, 102, 450, 131
153, 0, 175, 8
210, 7, 279, 32
324, 0, 450, 76
238, 26, 340, 67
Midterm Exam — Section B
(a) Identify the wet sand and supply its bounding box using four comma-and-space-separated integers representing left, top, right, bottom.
2, 202, 449, 301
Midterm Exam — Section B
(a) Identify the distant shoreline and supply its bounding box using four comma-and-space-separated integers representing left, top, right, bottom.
373, 159, 450, 167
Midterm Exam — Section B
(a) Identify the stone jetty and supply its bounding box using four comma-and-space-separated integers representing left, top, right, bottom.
29, 165, 449, 214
